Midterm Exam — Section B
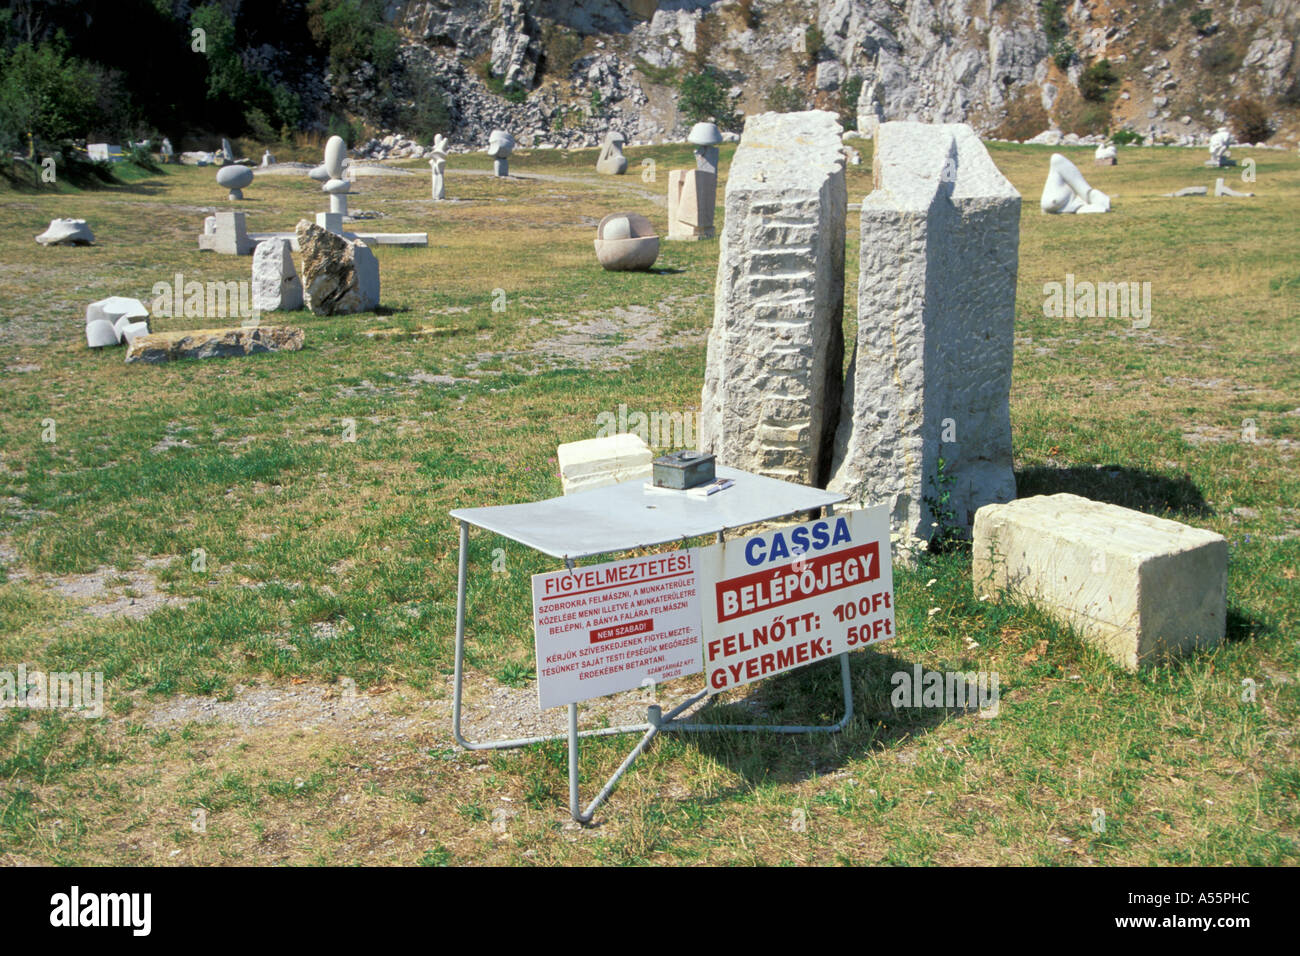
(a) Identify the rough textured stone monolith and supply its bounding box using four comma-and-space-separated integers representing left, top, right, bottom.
295, 220, 379, 315
828, 121, 1020, 552
698, 110, 846, 487
252, 238, 303, 312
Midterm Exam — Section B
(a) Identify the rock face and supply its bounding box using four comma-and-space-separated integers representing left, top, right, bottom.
252, 239, 304, 312
36, 218, 95, 246
828, 121, 1019, 551
972, 494, 1227, 671
295, 221, 380, 315
125, 326, 305, 364
699, 110, 846, 487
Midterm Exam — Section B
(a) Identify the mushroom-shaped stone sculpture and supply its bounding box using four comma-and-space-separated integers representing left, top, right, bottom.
216, 164, 254, 200
594, 212, 659, 271
688, 121, 723, 175
486, 129, 515, 177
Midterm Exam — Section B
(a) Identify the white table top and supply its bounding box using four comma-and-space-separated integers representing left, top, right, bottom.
449, 466, 846, 559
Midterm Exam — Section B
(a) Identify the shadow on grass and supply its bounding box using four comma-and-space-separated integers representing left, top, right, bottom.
1016, 464, 1212, 519
662, 649, 968, 789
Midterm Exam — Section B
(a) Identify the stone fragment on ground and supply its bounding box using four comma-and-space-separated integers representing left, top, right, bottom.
36, 218, 94, 246
125, 326, 304, 364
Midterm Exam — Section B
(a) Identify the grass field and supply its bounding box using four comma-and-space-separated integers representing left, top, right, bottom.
0, 136, 1296, 865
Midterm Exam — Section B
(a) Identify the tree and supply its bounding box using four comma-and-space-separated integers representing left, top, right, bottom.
678, 67, 736, 129
0, 42, 100, 156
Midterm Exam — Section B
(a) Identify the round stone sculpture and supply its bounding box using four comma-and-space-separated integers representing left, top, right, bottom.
594, 212, 659, 271
216, 164, 254, 200
687, 122, 723, 147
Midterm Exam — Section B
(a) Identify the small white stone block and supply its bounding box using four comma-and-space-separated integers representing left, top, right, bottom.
557, 434, 653, 495
973, 494, 1227, 671
86, 319, 120, 348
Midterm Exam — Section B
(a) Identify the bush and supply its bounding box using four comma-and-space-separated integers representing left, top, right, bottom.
1053, 38, 1076, 70
840, 75, 863, 131
1201, 36, 1243, 75
307, 0, 399, 75
1111, 128, 1144, 146
1079, 58, 1118, 102
1188, 9, 1213, 35
765, 84, 806, 113
538, 22, 583, 81
678, 67, 736, 129
0, 43, 102, 157
1228, 97, 1275, 143
803, 25, 825, 67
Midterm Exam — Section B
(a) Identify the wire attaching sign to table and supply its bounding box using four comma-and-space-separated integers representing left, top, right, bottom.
695, 507, 895, 693
533, 550, 704, 710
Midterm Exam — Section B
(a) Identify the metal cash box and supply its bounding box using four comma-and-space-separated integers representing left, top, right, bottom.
651, 450, 716, 489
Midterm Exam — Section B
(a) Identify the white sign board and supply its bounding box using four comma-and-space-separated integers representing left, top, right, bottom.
696, 507, 895, 693
532, 550, 703, 710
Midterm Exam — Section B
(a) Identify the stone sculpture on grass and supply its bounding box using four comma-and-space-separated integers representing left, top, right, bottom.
487, 129, 515, 177
430, 134, 447, 200
216, 164, 254, 200
296, 220, 379, 316
593, 213, 659, 271
1041, 153, 1110, 214
595, 131, 628, 175
36, 218, 94, 246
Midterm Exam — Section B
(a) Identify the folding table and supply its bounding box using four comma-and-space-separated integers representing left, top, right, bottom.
449, 465, 851, 823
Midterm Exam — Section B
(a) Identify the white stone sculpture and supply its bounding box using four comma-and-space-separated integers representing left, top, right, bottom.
1207, 127, 1235, 167
252, 238, 304, 312
1040, 153, 1110, 214
1215, 177, 1254, 198
220, 138, 234, 163
595, 131, 627, 175
429, 134, 447, 200
699, 110, 846, 486
1094, 142, 1117, 165
84, 296, 149, 349
310, 135, 351, 232
260, 150, 275, 167
216, 164, 254, 200
828, 121, 1020, 552
486, 129, 515, 177
35, 218, 94, 246
593, 212, 659, 271
160, 137, 174, 163
667, 122, 723, 241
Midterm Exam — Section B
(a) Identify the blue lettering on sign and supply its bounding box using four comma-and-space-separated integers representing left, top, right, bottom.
743, 517, 852, 566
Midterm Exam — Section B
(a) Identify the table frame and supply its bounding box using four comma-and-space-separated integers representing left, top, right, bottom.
450, 504, 856, 824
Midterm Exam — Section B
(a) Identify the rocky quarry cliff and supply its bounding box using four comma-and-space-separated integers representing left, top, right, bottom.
346, 0, 1299, 154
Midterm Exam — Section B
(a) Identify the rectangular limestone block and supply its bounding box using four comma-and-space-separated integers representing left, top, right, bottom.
699, 110, 846, 486
973, 494, 1227, 671
557, 434, 653, 495
828, 121, 1020, 552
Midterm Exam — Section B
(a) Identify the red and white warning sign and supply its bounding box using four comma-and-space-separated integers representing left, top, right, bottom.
532, 550, 703, 710
695, 506, 895, 693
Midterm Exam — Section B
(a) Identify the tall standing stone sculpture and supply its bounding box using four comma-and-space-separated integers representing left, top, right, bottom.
309, 136, 351, 233
429, 134, 448, 199
487, 129, 515, 177
667, 122, 723, 241
827, 121, 1020, 553
698, 111, 846, 486
1207, 127, 1236, 166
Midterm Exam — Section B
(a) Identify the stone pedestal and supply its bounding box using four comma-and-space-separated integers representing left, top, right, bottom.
973, 494, 1227, 671
698, 110, 846, 487
827, 121, 1020, 552
316, 212, 344, 235
667, 169, 717, 240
